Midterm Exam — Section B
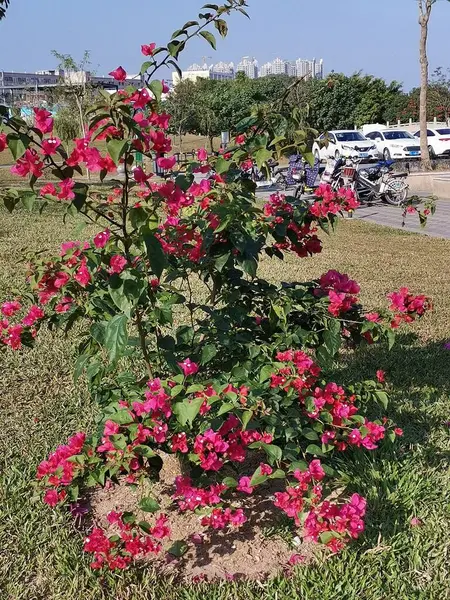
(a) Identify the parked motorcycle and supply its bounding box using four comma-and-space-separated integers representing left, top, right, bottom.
339, 158, 409, 205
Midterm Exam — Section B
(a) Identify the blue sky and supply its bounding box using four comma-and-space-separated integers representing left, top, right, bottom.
0, 0, 449, 89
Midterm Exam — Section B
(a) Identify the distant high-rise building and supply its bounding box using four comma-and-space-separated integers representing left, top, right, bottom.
213, 61, 235, 74
172, 63, 235, 87
259, 62, 273, 78
236, 56, 258, 79
271, 57, 288, 76
295, 58, 324, 80
314, 59, 324, 80
287, 61, 297, 77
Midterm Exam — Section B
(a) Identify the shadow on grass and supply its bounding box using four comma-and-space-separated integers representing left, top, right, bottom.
327, 333, 450, 549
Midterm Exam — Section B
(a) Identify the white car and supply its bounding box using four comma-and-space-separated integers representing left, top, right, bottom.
312, 130, 379, 162
364, 129, 421, 160
413, 127, 450, 158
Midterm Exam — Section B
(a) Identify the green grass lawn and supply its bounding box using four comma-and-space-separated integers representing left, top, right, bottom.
0, 206, 449, 600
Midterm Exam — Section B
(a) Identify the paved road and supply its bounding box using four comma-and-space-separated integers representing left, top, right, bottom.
256, 187, 450, 239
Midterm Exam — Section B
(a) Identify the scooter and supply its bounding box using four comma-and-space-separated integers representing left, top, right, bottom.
340, 158, 409, 205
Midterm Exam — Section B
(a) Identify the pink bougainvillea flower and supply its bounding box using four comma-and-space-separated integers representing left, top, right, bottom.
161, 80, 170, 93
133, 166, 151, 184
54, 271, 70, 289
41, 137, 61, 156
0, 133, 7, 152
235, 134, 246, 145
40, 183, 57, 197
237, 476, 254, 495
156, 156, 177, 170
57, 179, 76, 201
1, 301, 21, 317
394, 427, 404, 436
55, 296, 73, 313
93, 229, 111, 249
22, 305, 44, 327
410, 517, 423, 527
11, 149, 44, 178
376, 370, 386, 383
43, 489, 59, 507
34, 107, 53, 134
141, 43, 156, 56
178, 358, 199, 377
289, 554, 305, 566
260, 463, 273, 476
109, 66, 127, 81
308, 459, 326, 481
197, 148, 208, 162
109, 255, 127, 274
74, 260, 91, 287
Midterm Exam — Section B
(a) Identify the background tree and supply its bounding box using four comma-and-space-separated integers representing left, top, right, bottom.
417, 0, 450, 169
51, 50, 95, 139
0, 0, 10, 20
165, 80, 198, 149
430, 67, 450, 123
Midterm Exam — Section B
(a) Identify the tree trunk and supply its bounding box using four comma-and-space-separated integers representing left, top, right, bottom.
209, 135, 214, 153
419, 0, 433, 170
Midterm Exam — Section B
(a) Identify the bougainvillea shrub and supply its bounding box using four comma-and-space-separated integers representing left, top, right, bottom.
0, 1, 431, 573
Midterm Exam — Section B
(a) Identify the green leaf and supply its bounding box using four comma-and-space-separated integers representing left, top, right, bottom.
302, 428, 319, 441
320, 531, 339, 544
74, 354, 90, 382
144, 233, 168, 279
104, 315, 128, 363
108, 273, 145, 316
215, 252, 230, 272
7, 133, 28, 160
140, 61, 154, 75
263, 443, 282, 463
173, 397, 204, 427
269, 469, 286, 480
110, 434, 127, 450
109, 409, 134, 425
217, 402, 234, 416
106, 139, 128, 165
373, 390, 389, 410
249, 442, 282, 464
149, 80, 164, 103
215, 157, 231, 174
139, 496, 160, 513
133, 445, 157, 458
199, 30, 216, 49
241, 410, 253, 430
255, 148, 273, 170
259, 364, 273, 383
214, 18, 228, 38
288, 460, 308, 473
201, 344, 217, 365
20, 191, 36, 211
138, 521, 153, 534
387, 328, 396, 351
167, 40, 185, 59
222, 477, 238, 488
242, 257, 257, 278
322, 320, 341, 357
168, 540, 188, 557
305, 444, 326, 457
250, 469, 268, 487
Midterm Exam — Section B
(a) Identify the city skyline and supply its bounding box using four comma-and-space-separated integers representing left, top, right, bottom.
183, 55, 324, 81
